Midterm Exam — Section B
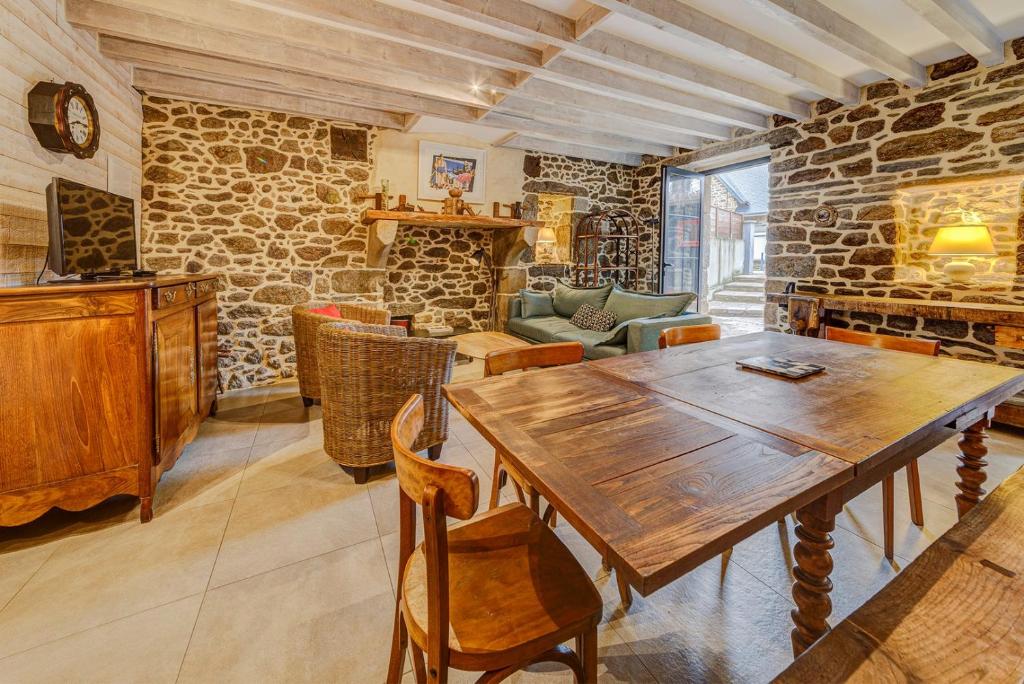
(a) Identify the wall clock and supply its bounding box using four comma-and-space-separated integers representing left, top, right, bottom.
28, 81, 101, 159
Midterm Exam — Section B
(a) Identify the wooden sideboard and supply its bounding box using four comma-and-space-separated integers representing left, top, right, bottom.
0, 275, 219, 525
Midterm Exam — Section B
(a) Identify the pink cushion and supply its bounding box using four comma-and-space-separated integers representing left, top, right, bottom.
308, 304, 341, 318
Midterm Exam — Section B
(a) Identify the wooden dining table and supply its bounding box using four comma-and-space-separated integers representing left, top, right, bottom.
442, 331, 1024, 656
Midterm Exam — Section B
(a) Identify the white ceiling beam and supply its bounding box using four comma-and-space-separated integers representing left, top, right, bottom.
576, 32, 810, 117
490, 95, 708, 148
483, 112, 675, 156
515, 79, 737, 138
411, 0, 808, 117
101, 37, 483, 121
901, 0, 1005, 67
67, 0, 516, 91
132, 70, 409, 128
538, 60, 773, 129
498, 134, 644, 167
65, 0, 493, 107
236, 0, 542, 72
586, 0, 860, 104
746, 0, 926, 87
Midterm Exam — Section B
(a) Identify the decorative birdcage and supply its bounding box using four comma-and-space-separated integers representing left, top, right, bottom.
572, 208, 641, 289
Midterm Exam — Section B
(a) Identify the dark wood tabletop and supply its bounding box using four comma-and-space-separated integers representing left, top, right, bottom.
443, 331, 1024, 657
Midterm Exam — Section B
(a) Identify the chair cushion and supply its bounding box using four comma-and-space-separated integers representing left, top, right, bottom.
603, 286, 695, 321
402, 504, 601, 668
552, 279, 613, 318
519, 289, 555, 318
507, 316, 580, 343
553, 329, 627, 359
569, 303, 616, 332
307, 303, 342, 318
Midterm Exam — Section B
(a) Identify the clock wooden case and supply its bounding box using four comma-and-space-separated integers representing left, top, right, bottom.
28, 81, 101, 159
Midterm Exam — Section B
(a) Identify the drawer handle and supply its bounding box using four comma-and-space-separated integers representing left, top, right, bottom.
164, 290, 177, 304
199, 281, 212, 295
185, 282, 197, 297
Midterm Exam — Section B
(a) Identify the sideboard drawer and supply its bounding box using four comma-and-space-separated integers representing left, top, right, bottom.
995, 325, 1024, 349
154, 282, 196, 309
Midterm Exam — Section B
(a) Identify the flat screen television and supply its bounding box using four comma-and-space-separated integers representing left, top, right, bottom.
46, 177, 137, 277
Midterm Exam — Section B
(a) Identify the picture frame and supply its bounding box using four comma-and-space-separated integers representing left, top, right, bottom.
418, 141, 487, 204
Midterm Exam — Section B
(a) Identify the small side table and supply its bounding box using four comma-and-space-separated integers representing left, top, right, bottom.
450, 331, 531, 361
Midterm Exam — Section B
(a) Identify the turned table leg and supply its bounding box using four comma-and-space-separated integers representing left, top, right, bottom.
791, 505, 836, 657
955, 416, 990, 519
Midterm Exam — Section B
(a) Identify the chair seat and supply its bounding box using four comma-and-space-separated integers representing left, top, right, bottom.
402, 503, 602, 671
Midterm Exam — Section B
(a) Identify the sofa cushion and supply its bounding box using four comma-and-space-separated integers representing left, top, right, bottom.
519, 289, 555, 318
569, 303, 617, 332
307, 303, 342, 318
553, 329, 626, 359
604, 286, 695, 321
552, 279, 613, 318
507, 315, 580, 343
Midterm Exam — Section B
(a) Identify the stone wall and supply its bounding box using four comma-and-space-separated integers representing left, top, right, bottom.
762, 38, 1024, 367
141, 97, 512, 387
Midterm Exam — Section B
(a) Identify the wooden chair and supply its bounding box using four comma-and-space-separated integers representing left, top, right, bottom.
317, 322, 455, 483
387, 395, 602, 684
824, 326, 940, 560
483, 341, 585, 520
658, 323, 721, 349
292, 302, 390, 406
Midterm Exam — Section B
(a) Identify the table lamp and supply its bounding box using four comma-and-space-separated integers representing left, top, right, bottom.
536, 227, 556, 243
927, 223, 996, 283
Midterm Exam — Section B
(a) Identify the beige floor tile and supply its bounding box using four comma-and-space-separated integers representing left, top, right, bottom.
209, 477, 375, 587
0, 593, 202, 683
237, 437, 340, 498
216, 386, 269, 412
154, 444, 251, 514
254, 404, 323, 446
0, 543, 57, 611
179, 539, 395, 684
188, 414, 260, 457
0, 501, 231, 658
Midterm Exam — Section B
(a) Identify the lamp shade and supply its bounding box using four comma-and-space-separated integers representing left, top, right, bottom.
928, 224, 996, 256
537, 226, 556, 243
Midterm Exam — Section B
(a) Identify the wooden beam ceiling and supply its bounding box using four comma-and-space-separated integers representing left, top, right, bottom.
64, 0, 1014, 166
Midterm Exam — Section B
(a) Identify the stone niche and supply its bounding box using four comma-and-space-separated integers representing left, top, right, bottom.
895, 176, 1023, 284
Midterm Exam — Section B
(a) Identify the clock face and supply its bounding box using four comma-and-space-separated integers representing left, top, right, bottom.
66, 95, 92, 145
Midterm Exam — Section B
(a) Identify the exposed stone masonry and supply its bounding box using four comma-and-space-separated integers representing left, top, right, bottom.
762, 38, 1024, 367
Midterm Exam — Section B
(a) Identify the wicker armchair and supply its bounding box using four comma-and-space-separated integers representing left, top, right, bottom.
317, 321, 457, 483
292, 302, 391, 406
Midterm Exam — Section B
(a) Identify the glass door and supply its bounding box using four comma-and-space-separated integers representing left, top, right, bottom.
660, 166, 703, 296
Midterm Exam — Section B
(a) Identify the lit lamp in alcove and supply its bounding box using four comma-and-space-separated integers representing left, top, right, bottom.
927, 222, 996, 283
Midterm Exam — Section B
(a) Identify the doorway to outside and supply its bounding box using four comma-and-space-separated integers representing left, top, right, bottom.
660, 158, 768, 337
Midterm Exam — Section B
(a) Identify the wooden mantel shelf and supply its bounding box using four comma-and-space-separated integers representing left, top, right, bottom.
360, 210, 543, 229
361, 210, 542, 269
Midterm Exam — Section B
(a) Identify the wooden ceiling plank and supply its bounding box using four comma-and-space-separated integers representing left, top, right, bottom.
747, 0, 926, 87
239, 0, 542, 71
66, 0, 515, 91
132, 69, 407, 128
498, 134, 644, 167
65, 0, 493, 107
99, 37, 482, 121
901, 0, 1005, 67
491, 95, 707, 148
586, 0, 860, 104
539, 60, 773, 129
574, 4, 612, 41
483, 112, 674, 156
516, 79, 736, 138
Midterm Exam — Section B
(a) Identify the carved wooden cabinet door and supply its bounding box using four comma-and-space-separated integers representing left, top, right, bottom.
154, 307, 197, 468
196, 299, 218, 416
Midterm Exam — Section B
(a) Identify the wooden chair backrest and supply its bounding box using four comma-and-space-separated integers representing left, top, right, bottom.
658, 323, 721, 349
483, 341, 585, 377
391, 394, 479, 677
824, 326, 940, 356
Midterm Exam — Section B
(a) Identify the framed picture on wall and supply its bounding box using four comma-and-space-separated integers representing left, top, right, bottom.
418, 141, 487, 204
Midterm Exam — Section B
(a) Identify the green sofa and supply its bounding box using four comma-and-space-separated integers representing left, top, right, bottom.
506, 281, 713, 360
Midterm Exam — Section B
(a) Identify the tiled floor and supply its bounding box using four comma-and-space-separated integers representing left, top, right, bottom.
2, 370, 1023, 683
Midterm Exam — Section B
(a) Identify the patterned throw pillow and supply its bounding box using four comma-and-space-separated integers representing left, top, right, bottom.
570, 303, 617, 332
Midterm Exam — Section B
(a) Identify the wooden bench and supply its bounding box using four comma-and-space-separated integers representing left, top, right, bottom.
774, 467, 1024, 682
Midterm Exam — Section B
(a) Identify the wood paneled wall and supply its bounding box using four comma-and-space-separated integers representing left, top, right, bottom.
0, 0, 141, 284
